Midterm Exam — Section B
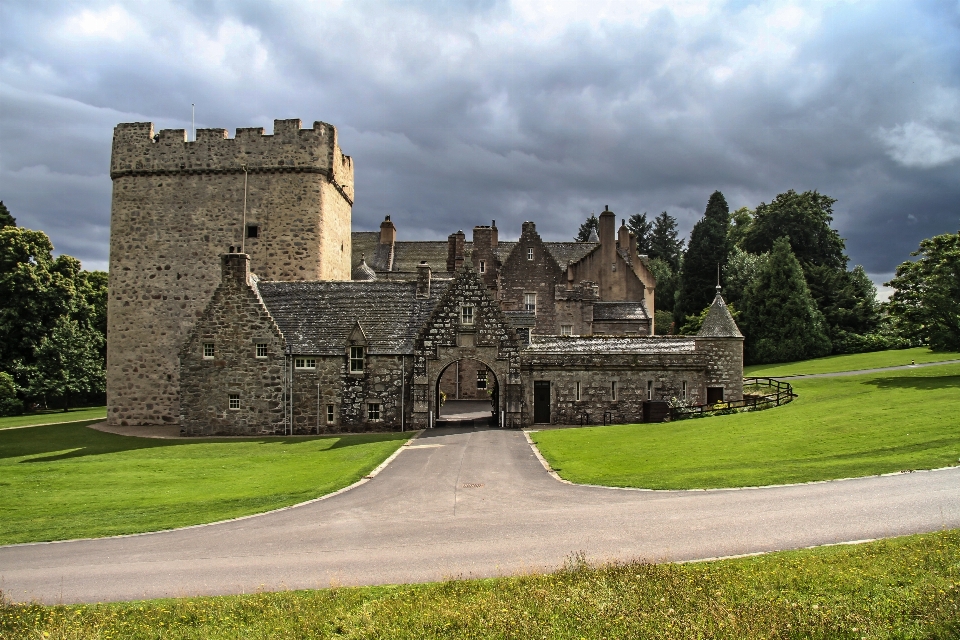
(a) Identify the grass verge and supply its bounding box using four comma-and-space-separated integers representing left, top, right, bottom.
0, 423, 410, 545
531, 363, 960, 489
743, 346, 960, 377
0, 406, 107, 430
3, 530, 958, 639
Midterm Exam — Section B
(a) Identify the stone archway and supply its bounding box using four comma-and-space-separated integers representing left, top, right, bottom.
435, 357, 499, 426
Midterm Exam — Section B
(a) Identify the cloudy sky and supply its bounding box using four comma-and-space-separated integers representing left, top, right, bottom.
1, 1, 959, 296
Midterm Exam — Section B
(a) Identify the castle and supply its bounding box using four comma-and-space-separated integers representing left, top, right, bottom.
107, 118, 743, 433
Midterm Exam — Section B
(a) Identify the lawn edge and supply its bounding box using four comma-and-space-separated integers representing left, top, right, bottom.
0, 416, 107, 431
0, 430, 423, 549
523, 430, 960, 492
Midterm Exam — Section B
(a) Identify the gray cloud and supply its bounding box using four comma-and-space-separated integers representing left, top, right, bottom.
1, 0, 958, 280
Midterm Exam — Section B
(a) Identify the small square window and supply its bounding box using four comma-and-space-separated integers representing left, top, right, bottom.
203, 343, 214, 359
367, 402, 381, 421
479, 260, 485, 273
256, 343, 267, 358
611, 380, 618, 402
326, 404, 335, 424
524, 293, 536, 313
561, 324, 573, 336
477, 370, 487, 390
350, 346, 365, 373
461, 306, 474, 325
295, 358, 316, 369
246, 224, 259, 239
527, 248, 534, 261
228, 394, 240, 410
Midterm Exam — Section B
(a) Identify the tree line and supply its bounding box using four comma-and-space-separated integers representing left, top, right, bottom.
577, 191, 960, 364
0, 202, 107, 415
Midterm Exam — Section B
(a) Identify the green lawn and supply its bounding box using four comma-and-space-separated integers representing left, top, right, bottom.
4, 530, 958, 639
0, 422, 410, 545
0, 406, 107, 430
744, 346, 960, 377
532, 363, 960, 489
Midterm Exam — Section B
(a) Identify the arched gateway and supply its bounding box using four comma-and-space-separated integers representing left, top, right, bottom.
412, 268, 523, 428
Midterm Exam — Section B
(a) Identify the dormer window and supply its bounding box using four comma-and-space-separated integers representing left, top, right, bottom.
461, 305, 474, 325
350, 346, 365, 373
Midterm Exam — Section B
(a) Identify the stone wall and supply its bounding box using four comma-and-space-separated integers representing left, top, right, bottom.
498, 222, 565, 336
179, 254, 285, 436
694, 337, 745, 402
438, 358, 493, 400
108, 119, 352, 426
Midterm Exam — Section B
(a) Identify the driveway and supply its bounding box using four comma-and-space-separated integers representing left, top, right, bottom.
2, 426, 958, 604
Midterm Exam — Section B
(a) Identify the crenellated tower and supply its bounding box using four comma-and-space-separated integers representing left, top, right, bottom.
107, 119, 353, 426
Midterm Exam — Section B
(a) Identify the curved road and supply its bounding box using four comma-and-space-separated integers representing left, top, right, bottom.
2, 426, 958, 604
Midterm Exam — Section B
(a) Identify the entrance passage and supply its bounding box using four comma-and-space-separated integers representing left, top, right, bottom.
533, 380, 551, 424
437, 359, 498, 426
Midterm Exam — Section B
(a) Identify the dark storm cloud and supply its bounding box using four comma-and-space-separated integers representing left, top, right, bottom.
1, 1, 958, 285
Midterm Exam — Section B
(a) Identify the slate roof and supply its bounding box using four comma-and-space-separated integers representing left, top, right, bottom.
525, 336, 698, 354
352, 258, 377, 281
256, 280, 441, 355
592, 301, 650, 321
697, 291, 743, 338
544, 242, 598, 266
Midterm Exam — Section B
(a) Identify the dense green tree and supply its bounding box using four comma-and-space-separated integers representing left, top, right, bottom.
575, 214, 600, 242
805, 263, 883, 351
0, 201, 16, 229
0, 371, 22, 416
742, 190, 846, 270
675, 191, 731, 324
649, 211, 684, 270
627, 213, 652, 255
722, 247, 768, 309
647, 257, 679, 320
653, 309, 675, 335
886, 231, 960, 351
729, 206, 753, 249
30, 316, 105, 411
741, 237, 832, 364
678, 302, 740, 335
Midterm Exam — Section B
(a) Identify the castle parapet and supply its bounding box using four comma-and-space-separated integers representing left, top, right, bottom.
110, 119, 353, 201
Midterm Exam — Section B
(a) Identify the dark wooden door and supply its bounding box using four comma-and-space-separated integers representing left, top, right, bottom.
534, 381, 551, 423
707, 387, 724, 404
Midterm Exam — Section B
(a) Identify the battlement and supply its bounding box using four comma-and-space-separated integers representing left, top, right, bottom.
110, 119, 353, 197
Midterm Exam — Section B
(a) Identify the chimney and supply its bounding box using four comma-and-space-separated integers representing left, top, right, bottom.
491, 220, 498, 248
379, 215, 397, 245
618, 218, 631, 250
599, 207, 616, 248
629, 231, 637, 257
599, 207, 617, 295
221, 252, 250, 286
416, 261, 431, 298
472, 224, 499, 288
521, 220, 536, 236
446, 230, 465, 272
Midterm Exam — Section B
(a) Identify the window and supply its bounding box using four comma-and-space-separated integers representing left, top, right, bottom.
479, 260, 485, 273
647, 380, 653, 401
350, 346, 365, 373
524, 293, 537, 313
561, 324, 573, 336
516, 328, 530, 346
246, 224, 259, 239
575, 380, 582, 401
326, 404, 335, 424
203, 343, 214, 359
367, 402, 381, 421
228, 394, 240, 410
256, 343, 267, 358
477, 370, 487, 390
527, 248, 534, 260
611, 380, 618, 401
682, 381, 688, 401
461, 305, 474, 325
295, 358, 316, 369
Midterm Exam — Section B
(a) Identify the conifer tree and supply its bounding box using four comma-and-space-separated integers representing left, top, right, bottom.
675, 191, 731, 323
0, 201, 15, 229
627, 213, 652, 255
741, 237, 832, 364
574, 214, 600, 242
649, 211, 684, 270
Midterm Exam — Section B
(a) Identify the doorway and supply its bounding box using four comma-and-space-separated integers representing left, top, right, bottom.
436, 359, 498, 426
533, 380, 551, 424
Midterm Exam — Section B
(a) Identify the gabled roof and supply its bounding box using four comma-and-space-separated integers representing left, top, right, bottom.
697, 290, 743, 338
525, 336, 697, 354
544, 242, 598, 266
256, 280, 441, 355
592, 301, 649, 321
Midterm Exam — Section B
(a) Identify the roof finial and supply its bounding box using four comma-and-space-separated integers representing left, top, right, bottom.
716, 264, 722, 293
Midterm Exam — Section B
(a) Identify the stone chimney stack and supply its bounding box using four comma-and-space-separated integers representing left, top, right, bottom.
598, 206, 617, 298
379, 215, 397, 245
416, 261, 432, 298
221, 251, 250, 286
491, 220, 498, 248
446, 230, 466, 272
472, 223, 499, 289
618, 218, 631, 251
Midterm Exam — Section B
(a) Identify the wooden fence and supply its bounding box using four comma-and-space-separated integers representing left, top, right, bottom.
670, 377, 796, 420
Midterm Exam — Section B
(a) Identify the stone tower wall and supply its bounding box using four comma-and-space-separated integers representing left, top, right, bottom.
108, 119, 353, 426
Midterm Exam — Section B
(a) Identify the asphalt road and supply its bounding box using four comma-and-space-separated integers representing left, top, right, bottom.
2, 426, 958, 604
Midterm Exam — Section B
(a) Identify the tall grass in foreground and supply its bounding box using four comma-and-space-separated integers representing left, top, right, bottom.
4, 530, 958, 639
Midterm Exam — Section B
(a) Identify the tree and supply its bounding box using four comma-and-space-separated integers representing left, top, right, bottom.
805, 263, 882, 350
678, 302, 740, 335
742, 190, 846, 270
886, 231, 960, 351
0, 372, 22, 416
649, 211, 684, 271
741, 237, 832, 364
0, 201, 15, 229
675, 191, 731, 324
722, 247, 768, 310
575, 214, 599, 242
30, 316, 105, 411
729, 206, 753, 249
627, 213, 652, 255
647, 257, 679, 319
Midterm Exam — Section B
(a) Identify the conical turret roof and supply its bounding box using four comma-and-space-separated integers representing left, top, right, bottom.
352, 256, 377, 281
697, 287, 743, 338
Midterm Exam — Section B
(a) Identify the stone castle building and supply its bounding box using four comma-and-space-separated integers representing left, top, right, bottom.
107, 118, 744, 433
